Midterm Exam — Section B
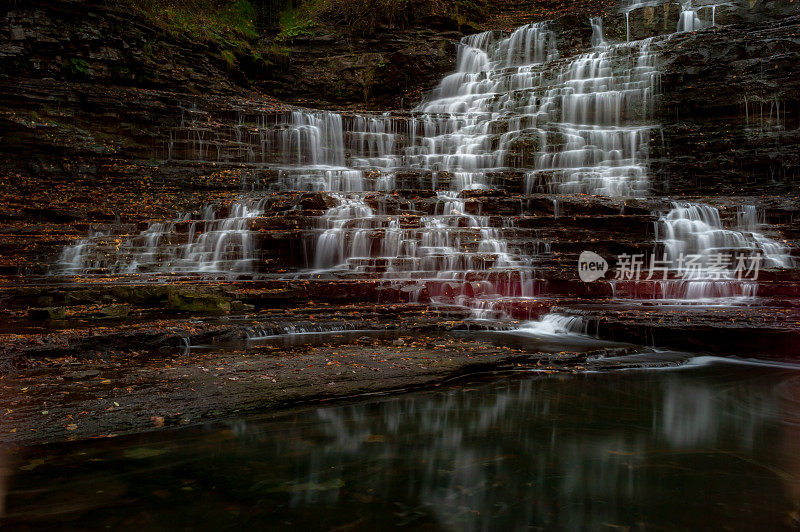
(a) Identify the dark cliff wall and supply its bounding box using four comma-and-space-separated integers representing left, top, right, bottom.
0, 0, 467, 111
654, 14, 800, 195
1, 0, 248, 94
262, 22, 463, 110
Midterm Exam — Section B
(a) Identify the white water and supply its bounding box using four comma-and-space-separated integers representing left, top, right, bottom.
56, 199, 267, 275
590, 17, 606, 49
514, 313, 591, 337
651, 202, 791, 299
676, 1, 729, 32
677, 1, 704, 32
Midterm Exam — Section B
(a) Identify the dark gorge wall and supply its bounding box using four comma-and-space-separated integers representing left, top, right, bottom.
654, 14, 800, 195
0, 0, 466, 110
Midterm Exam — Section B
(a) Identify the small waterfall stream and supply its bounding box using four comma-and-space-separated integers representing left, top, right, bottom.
677, 1, 704, 32
651, 203, 792, 300
56, 199, 268, 275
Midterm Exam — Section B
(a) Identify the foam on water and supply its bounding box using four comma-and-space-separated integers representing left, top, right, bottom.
671, 355, 800, 371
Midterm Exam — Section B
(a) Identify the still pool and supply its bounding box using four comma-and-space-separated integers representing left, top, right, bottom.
3, 358, 800, 530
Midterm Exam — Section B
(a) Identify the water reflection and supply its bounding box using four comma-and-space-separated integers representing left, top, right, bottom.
3, 360, 799, 530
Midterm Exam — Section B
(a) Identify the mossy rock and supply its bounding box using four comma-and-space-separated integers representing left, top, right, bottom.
100, 304, 131, 318
28, 307, 66, 320
167, 289, 231, 313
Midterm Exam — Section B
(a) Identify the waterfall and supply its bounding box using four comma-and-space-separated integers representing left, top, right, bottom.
297, 21, 659, 314
56, 199, 266, 276
590, 17, 606, 48
311, 190, 542, 315
56, 15, 796, 319
314, 194, 375, 270
515, 313, 591, 336
56, 19, 661, 317
172, 108, 347, 167
525, 37, 658, 196
651, 203, 791, 299
56, 229, 108, 274
736, 204, 763, 232
163, 20, 658, 198
677, 1, 703, 33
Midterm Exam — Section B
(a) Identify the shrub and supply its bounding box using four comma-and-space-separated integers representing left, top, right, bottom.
67, 58, 90, 75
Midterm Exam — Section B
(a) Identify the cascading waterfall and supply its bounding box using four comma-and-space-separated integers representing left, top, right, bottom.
56, 199, 267, 276
301, 21, 660, 315
173, 108, 347, 167
314, 194, 376, 270
310, 190, 544, 315
620, 1, 724, 41
164, 20, 659, 198
651, 203, 791, 299
737, 204, 765, 233
56, 12, 794, 321
590, 17, 606, 48
523, 37, 658, 196
56, 229, 109, 274
56, 19, 662, 317
515, 313, 592, 337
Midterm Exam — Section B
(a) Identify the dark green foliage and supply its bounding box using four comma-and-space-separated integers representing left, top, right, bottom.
124, 0, 259, 47
66, 57, 90, 75
275, 7, 316, 41
278, 0, 486, 38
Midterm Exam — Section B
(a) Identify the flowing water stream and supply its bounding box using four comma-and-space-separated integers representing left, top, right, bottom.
651, 202, 792, 299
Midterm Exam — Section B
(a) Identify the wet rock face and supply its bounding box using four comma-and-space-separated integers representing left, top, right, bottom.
266, 19, 466, 110
652, 14, 800, 195
0, 0, 467, 111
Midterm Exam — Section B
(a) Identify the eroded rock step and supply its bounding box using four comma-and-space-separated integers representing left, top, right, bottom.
3, 276, 799, 368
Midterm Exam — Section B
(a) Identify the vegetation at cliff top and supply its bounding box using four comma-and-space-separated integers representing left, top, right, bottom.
280, 0, 486, 37
122, 0, 259, 48
125, 0, 486, 47
119, 0, 484, 75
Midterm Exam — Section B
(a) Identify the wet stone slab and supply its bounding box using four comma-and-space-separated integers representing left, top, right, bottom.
0, 330, 668, 446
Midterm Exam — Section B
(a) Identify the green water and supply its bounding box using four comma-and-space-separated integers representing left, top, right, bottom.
3, 358, 800, 530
